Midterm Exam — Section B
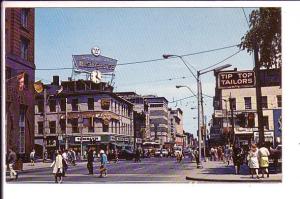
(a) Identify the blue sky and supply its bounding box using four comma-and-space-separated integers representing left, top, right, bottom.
35, 7, 255, 137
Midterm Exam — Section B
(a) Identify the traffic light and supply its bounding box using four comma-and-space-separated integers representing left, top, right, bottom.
247, 112, 255, 128
236, 113, 246, 127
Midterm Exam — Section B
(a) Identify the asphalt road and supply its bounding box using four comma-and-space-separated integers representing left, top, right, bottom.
7, 157, 200, 184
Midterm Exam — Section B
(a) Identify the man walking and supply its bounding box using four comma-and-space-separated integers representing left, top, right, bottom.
87, 148, 94, 174
99, 150, 108, 177
7, 148, 18, 180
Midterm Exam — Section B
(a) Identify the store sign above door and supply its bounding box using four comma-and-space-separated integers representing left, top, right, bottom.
218, 71, 255, 89
72, 54, 117, 73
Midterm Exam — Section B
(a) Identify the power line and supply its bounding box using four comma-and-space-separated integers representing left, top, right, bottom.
242, 8, 250, 28
31, 43, 238, 71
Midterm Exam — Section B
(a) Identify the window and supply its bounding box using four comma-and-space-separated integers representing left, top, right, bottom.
262, 96, 268, 109
71, 118, 79, 133
229, 98, 236, 110
49, 121, 56, 134
103, 121, 109, 132
150, 104, 163, 108
20, 37, 29, 60
88, 117, 94, 132
72, 99, 78, 111
263, 116, 269, 130
60, 99, 66, 111
20, 9, 29, 28
49, 100, 56, 112
38, 100, 44, 113
88, 98, 94, 110
244, 97, 252, 110
19, 105, 26, 153
38, 121, 43, 135
277, 95, 282, 108
60, 119, 66, 133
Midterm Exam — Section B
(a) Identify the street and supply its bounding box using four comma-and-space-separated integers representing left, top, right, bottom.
7, 157, 200, 184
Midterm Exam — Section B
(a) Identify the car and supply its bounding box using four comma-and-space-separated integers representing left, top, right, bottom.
154, 149, 168, 157
118, 149, 135, 160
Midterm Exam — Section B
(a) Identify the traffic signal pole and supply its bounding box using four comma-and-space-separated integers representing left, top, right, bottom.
229, 93, 235, 145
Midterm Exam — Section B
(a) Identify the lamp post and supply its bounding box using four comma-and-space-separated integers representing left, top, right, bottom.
163, 54, 231, 168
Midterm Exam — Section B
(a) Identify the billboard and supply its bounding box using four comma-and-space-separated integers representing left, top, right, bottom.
218, 70, 255, 89
273, 109, 282, 142
73, 54, 117, 73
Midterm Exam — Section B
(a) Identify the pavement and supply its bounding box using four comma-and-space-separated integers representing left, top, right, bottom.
5, 158, 282, 183
185, 160, 282, 183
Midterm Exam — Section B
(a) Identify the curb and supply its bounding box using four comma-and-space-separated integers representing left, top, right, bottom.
186, 176, 282, 183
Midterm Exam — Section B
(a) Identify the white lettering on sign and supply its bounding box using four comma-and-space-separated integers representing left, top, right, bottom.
218, 71, 255, 89
75, 136, 101, 142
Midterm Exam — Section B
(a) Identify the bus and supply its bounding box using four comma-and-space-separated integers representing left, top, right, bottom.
142, 142, 160, 157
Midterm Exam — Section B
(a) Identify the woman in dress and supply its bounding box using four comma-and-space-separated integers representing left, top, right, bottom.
247, 144, 260, 179
51, 150, 64, 183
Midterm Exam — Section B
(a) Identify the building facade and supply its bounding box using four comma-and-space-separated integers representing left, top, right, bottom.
5, 8, 35, 160
34, 77, 134, 158
211, 68, 282, 147
116, 92, 150, 148
144, 96, 170, 146
169, 108, 184, 147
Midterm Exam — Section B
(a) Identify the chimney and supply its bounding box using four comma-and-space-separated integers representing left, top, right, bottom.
52, 76, 59, 86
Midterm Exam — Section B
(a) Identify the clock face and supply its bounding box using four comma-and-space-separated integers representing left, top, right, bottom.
91, 70, 102, 83
91, 46, 100, 57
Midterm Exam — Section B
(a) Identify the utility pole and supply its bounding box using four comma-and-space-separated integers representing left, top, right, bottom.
197, 71, 203, 168
43, 88, 47, 161
198, 73, 206, 161
254, 43, 265, 145
229, 93, 235, 145
65, 97, 68, 150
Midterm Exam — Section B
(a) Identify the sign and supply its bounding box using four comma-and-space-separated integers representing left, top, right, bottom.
273, 109, 282, 140
218, 70, 255, 89
73, 54, 117, 73
116, 137, 124, 141
136, 138, 142, 144
214, 110, 224, 118
75, 136, 101, 142
101, 99, 111, 110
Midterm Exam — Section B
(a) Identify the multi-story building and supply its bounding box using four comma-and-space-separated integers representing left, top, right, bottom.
169, 108, 184, 147
34, 77, 134, 158
116, 92, 150, 148
183, 131, 195, 149
211, 68, 282, 147
144, 96, 170, 147
5, 8, 35, 160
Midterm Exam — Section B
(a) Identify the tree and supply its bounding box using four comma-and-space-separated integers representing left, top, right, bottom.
240, 8, 281, 69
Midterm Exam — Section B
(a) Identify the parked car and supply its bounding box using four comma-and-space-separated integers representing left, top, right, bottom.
118, 149, 135, 160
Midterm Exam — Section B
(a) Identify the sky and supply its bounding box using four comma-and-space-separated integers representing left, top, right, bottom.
35, 7, 255, 137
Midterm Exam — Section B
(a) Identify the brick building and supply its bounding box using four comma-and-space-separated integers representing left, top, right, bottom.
5, 8, 35, 160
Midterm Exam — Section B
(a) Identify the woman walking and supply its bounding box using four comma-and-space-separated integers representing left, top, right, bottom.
99, 150, 108, 177
232, 144, 243, 175
51, 150, 64, 183
247, 144, 260, 179
258, 143, 270, 178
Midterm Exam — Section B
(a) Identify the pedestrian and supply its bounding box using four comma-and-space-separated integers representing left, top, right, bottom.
194, 148, 200, 166
62, 149, 68, 177
270, 146, 280, 174
87, 148, 94, 174
7, 148, 18, 180
51, 150, 63, 183
213, 147, 218, 161
232, 144, 243, 175
247, 144, 260, 179
224, 145, 230, 166
176, 150, 183, 163
30, 149, 35, 166
99, 150, 108, 177
43, 150, 48, 162
135, 148, 141, 162
210, 147, 214, 161
114, 149, 119, 163
217, 146, 223, 161
258, 143, 270, 178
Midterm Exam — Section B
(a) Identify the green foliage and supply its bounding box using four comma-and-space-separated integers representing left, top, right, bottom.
240, 8, 281, 68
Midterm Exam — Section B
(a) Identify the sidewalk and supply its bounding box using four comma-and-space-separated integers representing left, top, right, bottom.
186, 161, 282, 183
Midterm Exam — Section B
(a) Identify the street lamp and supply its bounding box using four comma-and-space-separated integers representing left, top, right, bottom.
163, 54, 231, 168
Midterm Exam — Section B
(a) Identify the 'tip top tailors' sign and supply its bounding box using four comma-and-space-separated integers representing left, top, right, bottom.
218, 70, 256, 89
73, 54, 118, 73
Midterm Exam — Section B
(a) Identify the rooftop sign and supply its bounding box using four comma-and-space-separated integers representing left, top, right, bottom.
218, 70, 255, 89
73, 54, 117, 73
